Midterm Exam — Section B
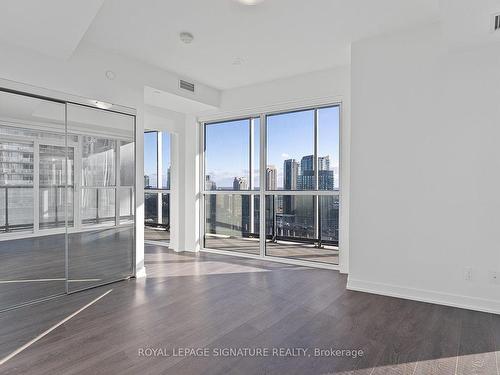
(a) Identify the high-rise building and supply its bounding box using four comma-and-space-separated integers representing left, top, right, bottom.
205, 175, 217, 191
318, 156, 330, 171
283, 159, 298, 214
233, 177, 248, 190
318, 156, 334, 190
283, 159, 298, 190
296, 155, 334, 190
144, 175, 150, 188
162, 166, 171, 190
266, 165, 277, 190
298, 155, 314, 190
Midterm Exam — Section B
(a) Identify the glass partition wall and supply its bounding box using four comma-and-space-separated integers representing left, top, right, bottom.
202, 105, 340, 266
0, 89, 135, 311
144, 131, 170, 243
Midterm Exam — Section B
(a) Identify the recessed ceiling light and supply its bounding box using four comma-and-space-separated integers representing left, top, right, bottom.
105, 70, 116, 80
179, 32, 194, 44
92, 100, 113, 110
234, 0, 265, 5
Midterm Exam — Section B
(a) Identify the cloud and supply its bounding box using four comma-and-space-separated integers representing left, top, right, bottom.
281, 153, 290, 159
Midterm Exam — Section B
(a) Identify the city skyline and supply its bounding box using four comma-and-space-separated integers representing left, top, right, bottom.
205, 106, 339, 189
207, 153, 335, 191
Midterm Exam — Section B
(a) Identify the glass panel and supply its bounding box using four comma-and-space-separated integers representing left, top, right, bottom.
267, 110, 314, 190
81, 137, 116, 187
319, 195, 339, 245
119, 188, 134, 224
144, 132, 157, 188
161, 132, 170, 189
39, 145, 74, 229
97, 189, 116, 222
145, 191, 158, 224
265, 194, 338, 265
318, 106, 340, 191
67, 104, 134, 292
144, 192, 169, 242
161, 193, 170, 227
120, 140, 134, 186
7, 187, 34, 231
0, 90, 66, 311
205, 119, 250, 191
81, 188, 97, 224
81, 188, 115, 226
39, 187, 74, 229
204, 194, 260, 255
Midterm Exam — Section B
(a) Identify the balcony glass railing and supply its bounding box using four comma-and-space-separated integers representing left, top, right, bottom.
202, 193, 339, 264
144, 191, 170, 241
0, 186, 34, 232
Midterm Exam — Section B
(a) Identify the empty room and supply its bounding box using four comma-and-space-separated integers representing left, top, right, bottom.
0, 0, 499, 374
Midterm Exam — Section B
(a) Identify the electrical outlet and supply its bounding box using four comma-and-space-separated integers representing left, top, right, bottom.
464, 267, 472, 281
489, 271, 500, 285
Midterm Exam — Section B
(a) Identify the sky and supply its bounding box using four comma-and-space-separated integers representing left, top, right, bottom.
204, 106, 340, 189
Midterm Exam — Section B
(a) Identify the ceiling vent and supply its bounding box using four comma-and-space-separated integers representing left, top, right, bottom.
179, 79, 195, 93
492, 13, 500, 32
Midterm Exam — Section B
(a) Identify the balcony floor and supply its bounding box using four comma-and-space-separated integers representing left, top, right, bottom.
204, 235, 339, 265
144, 225, 170, 242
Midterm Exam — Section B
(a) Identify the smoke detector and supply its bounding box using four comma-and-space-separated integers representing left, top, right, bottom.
179, 32, 194, 44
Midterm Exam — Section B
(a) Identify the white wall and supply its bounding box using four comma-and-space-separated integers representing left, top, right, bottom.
348, 23, 500, 313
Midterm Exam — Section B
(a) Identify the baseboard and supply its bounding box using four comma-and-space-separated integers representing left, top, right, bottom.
347, 278, 500, 315
135, 266, 147, 279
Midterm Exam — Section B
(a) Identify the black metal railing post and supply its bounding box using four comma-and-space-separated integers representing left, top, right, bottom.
272, 196, 277, 243
4, 187, 8, 232
96, 189, 100, 224
54, 186, 59, 226
317, 195, 323, 249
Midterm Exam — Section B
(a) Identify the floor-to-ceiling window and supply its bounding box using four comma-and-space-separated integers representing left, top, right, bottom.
144, 131, 170, 243
204, 118, 260, 255
202, 104, 340, 266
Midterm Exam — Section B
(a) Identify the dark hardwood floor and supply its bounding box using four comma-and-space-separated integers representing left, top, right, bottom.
0, 245, 499, 374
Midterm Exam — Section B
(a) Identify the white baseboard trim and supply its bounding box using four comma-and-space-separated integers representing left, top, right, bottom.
135, 266, 147, 279
347, 278, 500, 315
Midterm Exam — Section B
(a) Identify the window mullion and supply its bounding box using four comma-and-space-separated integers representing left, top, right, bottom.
314, 109, 319, 244
259, 114, 266, 257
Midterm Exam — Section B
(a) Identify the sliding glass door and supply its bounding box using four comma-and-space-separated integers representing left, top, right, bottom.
0, 89, 135, 311
66, 104, 135, 292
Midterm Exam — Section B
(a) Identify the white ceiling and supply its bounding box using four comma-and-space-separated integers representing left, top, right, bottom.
0, 0, 104, 59
2, 0, 500, 91
81, 0, 440, 89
